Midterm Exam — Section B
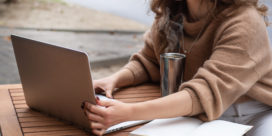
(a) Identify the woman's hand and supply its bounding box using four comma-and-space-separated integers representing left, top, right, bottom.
93, 68, 135, 98
83, 98, 132, 136
93, 77, 116, 98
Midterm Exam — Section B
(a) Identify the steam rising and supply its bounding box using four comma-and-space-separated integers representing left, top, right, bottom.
158, 8, 184, 53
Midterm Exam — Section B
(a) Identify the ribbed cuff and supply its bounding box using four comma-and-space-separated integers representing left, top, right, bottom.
183, 88, 203, 116
123, 61, 148, 85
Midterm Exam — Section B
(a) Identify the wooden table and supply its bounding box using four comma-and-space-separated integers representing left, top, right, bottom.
0, 84, 161, 136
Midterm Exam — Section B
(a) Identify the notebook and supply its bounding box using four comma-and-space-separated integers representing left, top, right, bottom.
129, 117, 253, 136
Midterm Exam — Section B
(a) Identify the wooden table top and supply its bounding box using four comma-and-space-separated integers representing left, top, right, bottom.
0, 84, 161, 136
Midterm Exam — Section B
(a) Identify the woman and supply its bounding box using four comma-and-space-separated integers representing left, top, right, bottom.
83, 0, 272, 135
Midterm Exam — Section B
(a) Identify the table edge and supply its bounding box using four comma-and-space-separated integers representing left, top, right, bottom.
0, 84, 22, 90
0, 89, 23, 136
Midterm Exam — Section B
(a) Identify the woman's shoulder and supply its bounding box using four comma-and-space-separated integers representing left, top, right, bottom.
218, 5, 266, 30
213, 5, 272, 75
230, 5, 262, 19
213, 5, 268, 45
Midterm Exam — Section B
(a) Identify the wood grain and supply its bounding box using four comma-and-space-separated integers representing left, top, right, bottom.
22, 125, 78, 133
0, 89, 23, 136
17, 112, 44, 118
2, 84, 161, 136
21, 121, 68, 127
0, 84, 22, 90
24, 129, 89, 136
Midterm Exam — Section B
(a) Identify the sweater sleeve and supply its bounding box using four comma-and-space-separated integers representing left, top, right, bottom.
123, 30, 160, 85
179, 7, 272, 121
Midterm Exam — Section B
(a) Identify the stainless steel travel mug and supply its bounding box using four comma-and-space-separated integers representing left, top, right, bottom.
160, 53, 186, 96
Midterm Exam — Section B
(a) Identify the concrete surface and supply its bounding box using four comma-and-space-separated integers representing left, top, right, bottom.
63, 0, 154, 26
0, 0, 149, 31
0, 27, 144, 84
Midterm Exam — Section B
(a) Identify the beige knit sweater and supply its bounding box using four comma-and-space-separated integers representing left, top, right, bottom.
123, 5, 272, 121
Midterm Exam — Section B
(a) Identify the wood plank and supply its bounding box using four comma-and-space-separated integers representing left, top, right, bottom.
9, 89, 23, 93
0, 89, 23, 136
10, 92, 24, 97
21, 121, 68, 128
19, 116, 58, 123
114, 93, 161, 99
14, 104, 29, 109
17, 112, 44, 118
11, 96, 25, 101
119, 97, 159, 103
24, 129, 89, 136
13, 100, 26, 104
0, 84, 22, 90
122, 84, 159, 90
16, 108, 36, 113
22, 125, 78, 133
114, 89, 160, 95
106, 131, 130, 136
117, 87, 159, 92
1, 84, 161, 136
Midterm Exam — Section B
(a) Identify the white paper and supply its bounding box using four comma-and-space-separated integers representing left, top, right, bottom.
107, 120, 149, 133
130, 117, 253, 136
191, 120, 253, 136
130, 117, 202, 136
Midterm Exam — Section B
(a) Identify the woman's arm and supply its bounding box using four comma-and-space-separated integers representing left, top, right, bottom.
93, 30, 160, 98
129, 90, 192, 120
93, 68, 134, 98
84, 90, 192, 136
110, 68, 135, 88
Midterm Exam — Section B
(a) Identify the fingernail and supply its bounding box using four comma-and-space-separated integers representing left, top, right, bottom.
96, 96, 100, 101
96, 97, 100, 104
81, 102, 85, 109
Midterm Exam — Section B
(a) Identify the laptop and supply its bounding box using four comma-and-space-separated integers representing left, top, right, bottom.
11, 35, 149, 134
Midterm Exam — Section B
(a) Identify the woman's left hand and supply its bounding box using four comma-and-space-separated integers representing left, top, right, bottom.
83, 98, 132, 136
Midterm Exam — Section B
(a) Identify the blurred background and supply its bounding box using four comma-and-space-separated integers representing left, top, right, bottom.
0, 0, 271, 85
0, 0, 153, 84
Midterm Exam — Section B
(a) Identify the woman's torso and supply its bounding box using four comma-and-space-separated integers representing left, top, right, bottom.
151, 5, 272, 105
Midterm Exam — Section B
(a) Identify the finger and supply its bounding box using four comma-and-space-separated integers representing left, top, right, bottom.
85, 102, 106, 116
85, 110, 104, 122
94, 86, 105, 94
97, 99, 114, 107
90, 122, 104, 129
105, 90, 113, 98
92, 129, 106, 136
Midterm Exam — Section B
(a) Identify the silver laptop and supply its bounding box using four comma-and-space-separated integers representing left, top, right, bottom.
11, 35, 148, 134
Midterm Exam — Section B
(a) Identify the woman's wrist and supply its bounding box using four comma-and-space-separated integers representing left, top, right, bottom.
126, 103, 138, 121
106, 75, 118, 88
122, 91, 194, 121
111, 69, 134, 88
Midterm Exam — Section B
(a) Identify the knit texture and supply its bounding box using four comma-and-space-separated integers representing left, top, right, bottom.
123, 6, 272, 121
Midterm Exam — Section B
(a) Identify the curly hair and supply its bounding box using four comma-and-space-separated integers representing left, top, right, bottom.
150, 0, 269, 53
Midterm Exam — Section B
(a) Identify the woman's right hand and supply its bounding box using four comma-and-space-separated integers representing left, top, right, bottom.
93, 76, 116, 98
